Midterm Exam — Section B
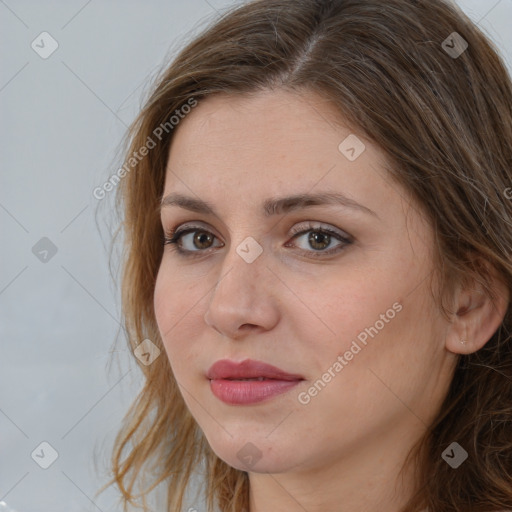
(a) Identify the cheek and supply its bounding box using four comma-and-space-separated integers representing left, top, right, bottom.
154, 261, 195, 332
295, 266, 416, 377
153, 269, 173, 336
154, 268, 185, 356
153, 266, 205, 368
296, 273, 388, 340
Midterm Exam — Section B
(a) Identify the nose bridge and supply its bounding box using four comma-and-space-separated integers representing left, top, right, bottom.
204, 236, 274, 335
210, 237, 265, 306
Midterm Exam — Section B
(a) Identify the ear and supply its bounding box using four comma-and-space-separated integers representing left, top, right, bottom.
445, 258, 510, 355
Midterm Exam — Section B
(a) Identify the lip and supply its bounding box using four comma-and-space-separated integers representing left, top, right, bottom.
207, 359, 304, 381
207, 359, 305, 405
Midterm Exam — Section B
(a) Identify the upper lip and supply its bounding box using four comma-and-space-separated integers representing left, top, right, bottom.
207, 359, 305, 381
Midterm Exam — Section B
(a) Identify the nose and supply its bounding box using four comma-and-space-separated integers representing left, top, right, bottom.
203, 242, 280, 339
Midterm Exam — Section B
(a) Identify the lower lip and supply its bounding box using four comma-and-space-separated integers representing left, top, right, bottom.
209, 378, 302, 404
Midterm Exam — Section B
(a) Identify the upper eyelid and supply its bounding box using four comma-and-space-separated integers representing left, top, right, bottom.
166, 222, 352, 243
165, 220, 349, 235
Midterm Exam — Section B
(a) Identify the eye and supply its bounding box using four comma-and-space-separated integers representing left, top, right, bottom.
285, 222, 352, 257
162, 221, 353, 258
163, 225, 223, 256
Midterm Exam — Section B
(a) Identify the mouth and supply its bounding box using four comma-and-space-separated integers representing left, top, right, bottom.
206, 359, 305, 405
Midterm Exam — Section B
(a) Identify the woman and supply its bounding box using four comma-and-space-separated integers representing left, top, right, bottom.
100, 0, 512, 510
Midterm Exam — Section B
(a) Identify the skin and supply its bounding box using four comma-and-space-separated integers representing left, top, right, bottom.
153, 89, 508, 512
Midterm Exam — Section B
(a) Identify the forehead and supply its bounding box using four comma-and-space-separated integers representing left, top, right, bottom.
166, 89, 382, 179
162, 89, 408, 226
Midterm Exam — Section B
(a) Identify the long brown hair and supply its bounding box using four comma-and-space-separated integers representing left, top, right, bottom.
97, 0, 512, 510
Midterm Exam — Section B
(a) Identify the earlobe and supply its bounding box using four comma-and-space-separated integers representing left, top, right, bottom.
445, 261, 510, 355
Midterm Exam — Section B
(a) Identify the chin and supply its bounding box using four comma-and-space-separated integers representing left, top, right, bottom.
220, 451, 297, 474
206, 435, 304, 474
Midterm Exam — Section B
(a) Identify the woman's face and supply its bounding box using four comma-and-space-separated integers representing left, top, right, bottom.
154, 89, 458, 477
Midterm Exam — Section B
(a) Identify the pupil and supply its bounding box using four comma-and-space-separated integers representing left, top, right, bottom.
195, 232, 212, 249
309, 232, 330, 250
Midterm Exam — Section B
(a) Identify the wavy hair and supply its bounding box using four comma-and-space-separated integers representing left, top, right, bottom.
97, 0, 512, 510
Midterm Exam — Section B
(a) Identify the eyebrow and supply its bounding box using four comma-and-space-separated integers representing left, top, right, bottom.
160, 191, 378, 218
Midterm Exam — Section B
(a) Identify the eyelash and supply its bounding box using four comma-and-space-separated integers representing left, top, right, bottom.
162, 222, 353, 259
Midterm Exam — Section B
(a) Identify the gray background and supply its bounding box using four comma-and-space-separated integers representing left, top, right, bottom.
1, 1, 511, 511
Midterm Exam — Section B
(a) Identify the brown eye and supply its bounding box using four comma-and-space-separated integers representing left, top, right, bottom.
192, 231, 215, 250
287, 224, 352, 258
307, 231, 332, 251
163, 226, 223, 255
